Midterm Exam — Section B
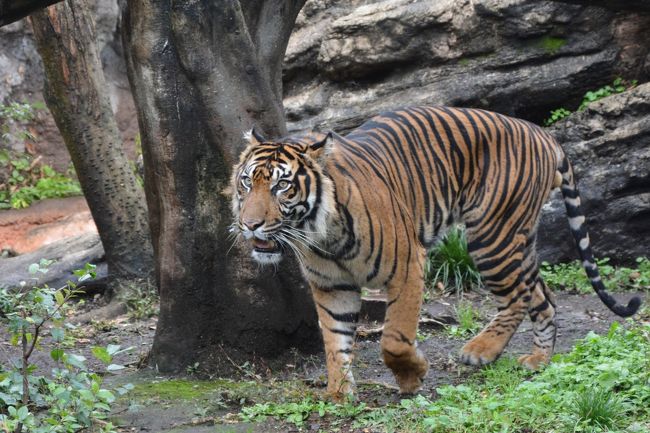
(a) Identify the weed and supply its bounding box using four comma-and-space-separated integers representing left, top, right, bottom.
544, 107, 571, 126
0, 101, 44, 144
446, 300, 482, 338
120, 280, 158, 320
578, 77, 637, 111
0, 150, 81, 209
541, 256, 650, 293
543, 77, 638, 126
573, 388, 626, 429
426, 226, 481, 293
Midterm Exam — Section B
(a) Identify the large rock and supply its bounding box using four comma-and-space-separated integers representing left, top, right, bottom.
539, 82, 650, 264
284, 0, 650, 132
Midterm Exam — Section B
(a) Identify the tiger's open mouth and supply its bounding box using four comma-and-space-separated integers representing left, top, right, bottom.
252, 237, 281, 254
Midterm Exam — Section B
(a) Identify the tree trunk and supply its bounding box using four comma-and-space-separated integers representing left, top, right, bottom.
122, 0, 319, 373
30, 1, 153, 285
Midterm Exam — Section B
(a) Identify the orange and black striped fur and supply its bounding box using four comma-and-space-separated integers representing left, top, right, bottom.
230, 107, 641, 399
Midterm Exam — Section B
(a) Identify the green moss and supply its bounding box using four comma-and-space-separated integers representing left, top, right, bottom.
128, 377, 314, 405
537, 36, 567, 54
130, 378, 255, 401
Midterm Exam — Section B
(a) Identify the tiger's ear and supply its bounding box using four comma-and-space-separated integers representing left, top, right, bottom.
307, 131, 336, 164
243, 127, 266, 146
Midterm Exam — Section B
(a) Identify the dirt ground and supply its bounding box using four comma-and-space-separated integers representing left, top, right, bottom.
1, 290, 646, 433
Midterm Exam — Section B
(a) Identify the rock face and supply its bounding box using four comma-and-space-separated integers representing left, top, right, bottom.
284, 0, 650, 133
540, 82, 650, 264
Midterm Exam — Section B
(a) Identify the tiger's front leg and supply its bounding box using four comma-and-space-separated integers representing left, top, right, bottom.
311, 284, 361, 400
381, 260, 430, 394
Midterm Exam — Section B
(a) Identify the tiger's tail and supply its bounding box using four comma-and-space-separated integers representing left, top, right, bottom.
556, 154, 641, 317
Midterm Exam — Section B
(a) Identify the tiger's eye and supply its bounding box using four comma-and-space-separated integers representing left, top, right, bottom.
277, 180, 290, 190
241, 176, 252, 188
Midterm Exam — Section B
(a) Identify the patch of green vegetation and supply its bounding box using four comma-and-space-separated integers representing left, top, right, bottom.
0, 150, 82, 209
446, 300, 483, 339
129, 377, 314, 409
0, 261, 130, 433
543, 107, 571, 126
0, 101, 82, 209
543, 77, 638, 126
119, 280, 159, 320
541, 257, 650, 294
578, 77, 637, 111
537, 36, 567, 55
426, 226, 482, 293
131, 379, 243, 401
238, 322, 650, 432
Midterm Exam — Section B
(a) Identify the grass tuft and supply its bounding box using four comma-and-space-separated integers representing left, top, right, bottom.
573, 388, 626, 429
426, 226, 481, 293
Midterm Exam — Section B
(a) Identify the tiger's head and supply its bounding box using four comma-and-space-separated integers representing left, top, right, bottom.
230, 129, 336, 265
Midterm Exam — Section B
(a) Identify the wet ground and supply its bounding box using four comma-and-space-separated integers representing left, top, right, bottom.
1, 290, 645, 432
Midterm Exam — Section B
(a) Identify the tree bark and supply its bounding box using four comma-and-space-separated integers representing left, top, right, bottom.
30, 1, 153, 285
0, 0, 61, 27
122, 0, 319, 373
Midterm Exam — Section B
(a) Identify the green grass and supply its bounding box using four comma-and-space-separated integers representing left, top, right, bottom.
541, 257, 650, 294
238, 322, 650, 432
426, 226, 482, 293
446, 300, 483, 339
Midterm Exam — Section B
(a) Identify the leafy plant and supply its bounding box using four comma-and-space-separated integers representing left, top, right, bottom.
426, 226, 481, 293
543, 78, 638, 126
446, 300, 482, 338
543, 107, 571, 126
0, 101, 44, 144
0, 261, 131, 433
0, 150, 82, 209
578, 77, 637, 111
120, 280, 158, 320
541, 256, 650, 294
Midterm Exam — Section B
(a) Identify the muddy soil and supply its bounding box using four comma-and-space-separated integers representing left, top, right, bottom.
1, 290, 645, 433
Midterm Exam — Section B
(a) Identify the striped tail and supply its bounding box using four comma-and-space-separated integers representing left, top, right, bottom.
557, 155, 641, 317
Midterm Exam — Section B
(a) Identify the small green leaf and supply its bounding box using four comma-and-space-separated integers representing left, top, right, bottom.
107, 364, 126, 373
50, 348, 64, 362
91, 346, 111, 364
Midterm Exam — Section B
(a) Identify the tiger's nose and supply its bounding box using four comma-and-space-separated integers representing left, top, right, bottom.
243, 219, 264, 231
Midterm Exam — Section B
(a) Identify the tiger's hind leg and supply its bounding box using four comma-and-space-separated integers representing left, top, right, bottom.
381, 252, 429, 394
460, 232, 532, 365
519, 278, 557, 370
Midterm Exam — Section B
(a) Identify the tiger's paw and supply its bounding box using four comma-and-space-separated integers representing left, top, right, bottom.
517, 352, 550, 370
460, 335, 503, 366
395, 370, 426, 395
387, 350, 429, 395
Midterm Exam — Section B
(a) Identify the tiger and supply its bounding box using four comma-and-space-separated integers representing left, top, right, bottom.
230, 106, 641, 399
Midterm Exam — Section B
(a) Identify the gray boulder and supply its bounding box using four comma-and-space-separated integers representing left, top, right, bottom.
540, 82, 650, 264
284, 0, 650, 133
